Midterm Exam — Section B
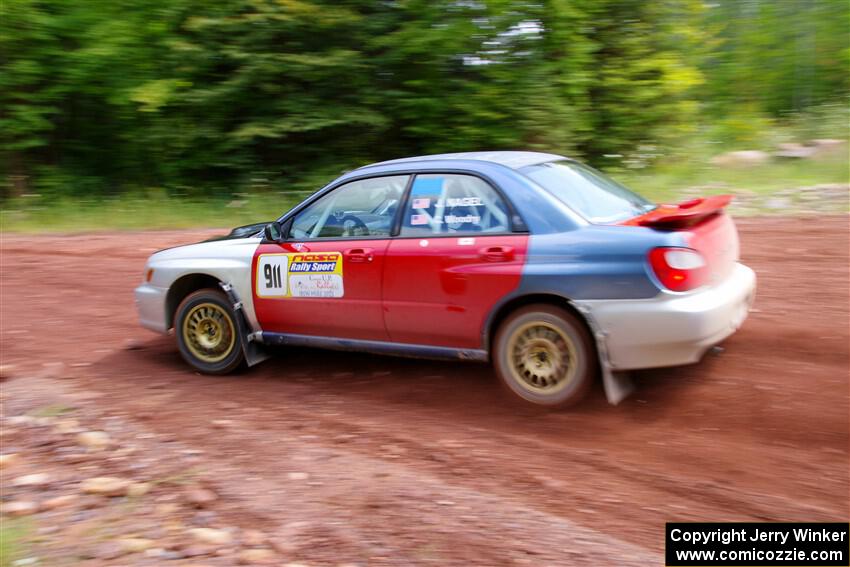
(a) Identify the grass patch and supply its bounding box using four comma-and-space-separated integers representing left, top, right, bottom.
0, 518, 34, 567
1, 155, 846, 234
615, 153, 849, 203
0, 192, 306, 234
148, 466, 202, 488
27, 404, 75, 418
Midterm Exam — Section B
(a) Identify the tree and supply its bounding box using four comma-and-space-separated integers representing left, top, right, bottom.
1, 0, 847, 198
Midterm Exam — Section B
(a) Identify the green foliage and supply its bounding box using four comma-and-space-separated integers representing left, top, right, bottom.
702, 0, 850, 117
0, 0, 847, 201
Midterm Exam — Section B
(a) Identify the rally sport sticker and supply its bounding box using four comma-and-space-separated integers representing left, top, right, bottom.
256, 252, 344, 299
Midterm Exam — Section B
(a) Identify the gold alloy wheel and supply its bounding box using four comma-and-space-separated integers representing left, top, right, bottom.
182, 302, 236, 364
507, 321, 577, 395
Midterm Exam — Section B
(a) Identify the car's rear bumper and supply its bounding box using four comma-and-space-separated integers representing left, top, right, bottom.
134, 283, 169, 334
576, 262, 756, 370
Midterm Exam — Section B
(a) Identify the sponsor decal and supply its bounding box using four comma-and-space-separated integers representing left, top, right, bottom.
289, 274, 343, 298
445, 214, 480, 225
458, 237, 475, 246
438, 197, 483, 207
289, 253, 338, 274
256, 252, 344, 298
411, 198, 430, 209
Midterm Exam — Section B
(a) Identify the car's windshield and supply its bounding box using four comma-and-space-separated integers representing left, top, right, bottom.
520, 160, 655, 224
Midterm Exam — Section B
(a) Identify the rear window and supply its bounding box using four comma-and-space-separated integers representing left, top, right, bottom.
520, 160, 655, 224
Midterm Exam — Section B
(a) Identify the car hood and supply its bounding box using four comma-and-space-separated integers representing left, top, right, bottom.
150, 236, 263, 263
151, 221, 268, 257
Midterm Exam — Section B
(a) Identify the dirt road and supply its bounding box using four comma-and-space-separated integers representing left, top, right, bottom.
1, 217, 848, 565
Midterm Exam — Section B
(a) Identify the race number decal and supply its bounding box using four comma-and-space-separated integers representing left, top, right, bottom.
256, 254, 289, 297
255, 252, 344, 299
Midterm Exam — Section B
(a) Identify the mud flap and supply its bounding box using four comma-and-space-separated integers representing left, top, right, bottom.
218, 282, 270, 367
575, 303, 635, 405
601, 368, 634, 406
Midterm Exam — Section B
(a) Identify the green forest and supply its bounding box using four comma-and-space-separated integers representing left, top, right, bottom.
1, 0, 848, 218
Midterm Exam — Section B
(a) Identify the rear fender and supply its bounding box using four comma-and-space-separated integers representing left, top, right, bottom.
483, 292, 634, 405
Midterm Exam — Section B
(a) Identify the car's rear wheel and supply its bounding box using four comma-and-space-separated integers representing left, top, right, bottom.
493, 304, 595, 407
175, 289, 243, 374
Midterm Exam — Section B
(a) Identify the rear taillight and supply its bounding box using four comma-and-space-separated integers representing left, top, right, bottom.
648, 247, 707, 292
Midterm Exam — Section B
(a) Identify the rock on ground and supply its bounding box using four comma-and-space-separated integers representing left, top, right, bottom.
185, 487, 218, 508
0, 453, 20, 469
13, 472, 50, 487
710, 150, 770, 167
187, 527, 233, 546
80, 476, 131, 496
237, 547, 277, 564
41, 494, 79, 511
117, 537, 155, 553
774, 142, 816, 159
76, 430, 111, 450
1, 500, 39, 516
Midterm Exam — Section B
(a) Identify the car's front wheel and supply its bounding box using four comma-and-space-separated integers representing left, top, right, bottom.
493, 304, 596, 407
175, 289, 244, 374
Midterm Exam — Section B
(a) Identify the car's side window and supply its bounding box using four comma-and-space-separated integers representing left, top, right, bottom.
400, 174, 511, 236
290, 175, 409, 240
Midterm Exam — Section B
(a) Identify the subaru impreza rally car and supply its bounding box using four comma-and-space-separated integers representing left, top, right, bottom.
135, 152, 755, 407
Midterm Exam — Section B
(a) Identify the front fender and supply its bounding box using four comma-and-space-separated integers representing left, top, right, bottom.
145, 238, 262, 330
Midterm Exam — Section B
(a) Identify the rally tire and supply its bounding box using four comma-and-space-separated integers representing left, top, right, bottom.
493, 304, 596, 407
175, 289, 244, 375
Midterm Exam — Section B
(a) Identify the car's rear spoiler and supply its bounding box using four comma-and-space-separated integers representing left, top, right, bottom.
620, 194, 733, 229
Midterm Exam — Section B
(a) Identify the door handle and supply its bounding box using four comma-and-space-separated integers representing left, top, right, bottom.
480, 246, 514, 262
344, 247, 374, 263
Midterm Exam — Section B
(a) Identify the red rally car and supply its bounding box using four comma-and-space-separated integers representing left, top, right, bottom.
135, 152, 756, 407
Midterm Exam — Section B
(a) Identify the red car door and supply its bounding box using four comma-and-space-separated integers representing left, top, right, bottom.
383, 174, 528, 349
253, 175, 409, 341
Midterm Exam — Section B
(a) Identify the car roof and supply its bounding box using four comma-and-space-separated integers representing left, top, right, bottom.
358, 151, 568, 171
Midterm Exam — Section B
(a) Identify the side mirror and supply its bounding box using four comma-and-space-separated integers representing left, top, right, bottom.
263, 221, 284, 242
